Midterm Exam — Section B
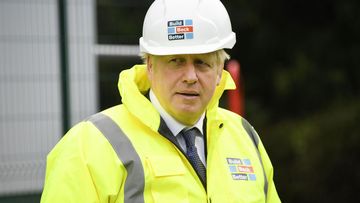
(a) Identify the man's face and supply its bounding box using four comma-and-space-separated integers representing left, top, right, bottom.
147, 53, 223, 126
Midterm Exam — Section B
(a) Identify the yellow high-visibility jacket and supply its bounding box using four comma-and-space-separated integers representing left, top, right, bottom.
41, 65, 281, 203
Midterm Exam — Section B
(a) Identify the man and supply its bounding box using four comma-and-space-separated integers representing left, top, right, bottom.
41, 0, 281, 202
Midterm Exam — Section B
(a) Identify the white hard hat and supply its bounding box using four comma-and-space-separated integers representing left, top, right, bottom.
139, 0, 236, 55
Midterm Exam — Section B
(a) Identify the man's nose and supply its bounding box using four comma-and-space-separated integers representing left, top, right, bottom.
183, 63, 198, 84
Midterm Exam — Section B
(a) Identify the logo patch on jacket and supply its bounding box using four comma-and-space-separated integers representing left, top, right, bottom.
227, 158, 256, 181
167, 19, 194, 41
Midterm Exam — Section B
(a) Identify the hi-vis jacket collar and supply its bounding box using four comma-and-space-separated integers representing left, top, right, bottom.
117, 65, 236, 132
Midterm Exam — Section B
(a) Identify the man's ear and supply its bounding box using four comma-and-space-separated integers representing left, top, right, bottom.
146, 55, 154, 81
216, 66, 223, 86
147, 56, 152, 72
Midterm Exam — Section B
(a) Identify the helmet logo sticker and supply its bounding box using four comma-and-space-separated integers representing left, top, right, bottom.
167, 19, 193, 41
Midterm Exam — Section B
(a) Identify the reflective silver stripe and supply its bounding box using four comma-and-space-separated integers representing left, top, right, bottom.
88, 113, 145, 203
241, 118, 269, 200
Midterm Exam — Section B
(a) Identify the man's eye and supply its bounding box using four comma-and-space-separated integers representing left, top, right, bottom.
194, 59, 211, 67
169, 58, 184, 64
169, 58, 178, 63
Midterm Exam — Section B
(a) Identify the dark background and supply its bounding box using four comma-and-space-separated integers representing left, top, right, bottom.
222, 1, 360, 202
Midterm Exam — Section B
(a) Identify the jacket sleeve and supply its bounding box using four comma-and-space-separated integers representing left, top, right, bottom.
41, 121, 126, 203
240, 117, 281, 202
257, 139, 282, 203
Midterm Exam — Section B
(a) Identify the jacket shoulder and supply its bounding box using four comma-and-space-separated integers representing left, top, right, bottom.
216, 107, 244, 122
216, 107, 260, 146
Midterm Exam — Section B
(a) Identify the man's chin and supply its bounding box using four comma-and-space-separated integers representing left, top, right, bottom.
173, 109, 203, 125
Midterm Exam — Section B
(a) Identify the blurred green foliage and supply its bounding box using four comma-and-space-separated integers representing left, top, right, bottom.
97, 0, 153, 44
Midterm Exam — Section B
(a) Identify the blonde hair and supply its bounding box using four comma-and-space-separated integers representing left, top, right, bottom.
141, 49, 230, 66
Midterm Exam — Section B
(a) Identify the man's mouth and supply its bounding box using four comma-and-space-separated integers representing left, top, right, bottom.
177, 92, 200, 97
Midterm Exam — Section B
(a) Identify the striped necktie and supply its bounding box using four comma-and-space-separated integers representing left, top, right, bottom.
182, 128, 206, 185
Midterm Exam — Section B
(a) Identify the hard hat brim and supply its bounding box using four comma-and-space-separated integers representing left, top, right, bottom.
139, 32, 236, 55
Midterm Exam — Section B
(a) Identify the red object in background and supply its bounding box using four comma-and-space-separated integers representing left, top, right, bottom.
226, 59, 245, 116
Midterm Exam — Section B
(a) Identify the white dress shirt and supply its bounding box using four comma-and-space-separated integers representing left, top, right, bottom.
149, 90, 206, 166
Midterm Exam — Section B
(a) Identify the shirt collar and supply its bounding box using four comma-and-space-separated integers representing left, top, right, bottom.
149, 89, 204, 137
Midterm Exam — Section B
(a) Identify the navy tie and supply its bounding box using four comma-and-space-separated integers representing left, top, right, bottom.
182, 128, 206, 185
